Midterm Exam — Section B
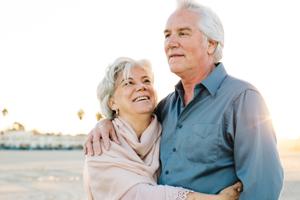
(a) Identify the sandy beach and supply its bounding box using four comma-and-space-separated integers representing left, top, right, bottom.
278, 151, 300, 200
0, 150, 86, 200
0, 149, 299, 200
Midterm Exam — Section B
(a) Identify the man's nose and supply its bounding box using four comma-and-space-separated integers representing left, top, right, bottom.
166, 35, 179, 49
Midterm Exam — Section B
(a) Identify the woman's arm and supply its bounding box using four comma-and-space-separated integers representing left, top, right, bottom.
121, 182, 241, 200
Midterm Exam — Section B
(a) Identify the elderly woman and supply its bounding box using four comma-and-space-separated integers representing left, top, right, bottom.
84, 57, 241, 200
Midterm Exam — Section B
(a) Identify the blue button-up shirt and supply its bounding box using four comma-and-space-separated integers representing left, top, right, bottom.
156, 63, 283, 200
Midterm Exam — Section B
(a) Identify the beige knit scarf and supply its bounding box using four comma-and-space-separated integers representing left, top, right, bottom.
84, 115, 162, 200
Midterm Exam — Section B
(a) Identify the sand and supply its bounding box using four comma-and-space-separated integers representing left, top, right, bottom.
279, 151, 300, 200
0, 149, 299, 200
0, 150, 86, 200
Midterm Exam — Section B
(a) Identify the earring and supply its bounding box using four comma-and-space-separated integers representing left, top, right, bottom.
115, 109, 119, 116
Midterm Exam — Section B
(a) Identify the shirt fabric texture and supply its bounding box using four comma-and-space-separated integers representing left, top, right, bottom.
156, 63, 284, 200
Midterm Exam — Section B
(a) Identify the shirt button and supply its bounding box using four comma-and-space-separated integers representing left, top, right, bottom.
165, 170, 169, 175
177, 124, 182, 129
172, 148, 176, 152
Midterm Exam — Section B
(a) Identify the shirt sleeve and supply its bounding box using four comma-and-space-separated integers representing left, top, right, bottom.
121, 183, 191, 200
232, 89, 284, 199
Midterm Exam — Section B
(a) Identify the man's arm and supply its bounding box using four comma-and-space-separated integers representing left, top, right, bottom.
84, 119, 119, 155
233, 89, 284, 199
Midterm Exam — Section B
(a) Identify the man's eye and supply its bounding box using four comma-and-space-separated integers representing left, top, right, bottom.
179, 32, 188, 36
164, 33, 170, 38
144, 79, 151, 84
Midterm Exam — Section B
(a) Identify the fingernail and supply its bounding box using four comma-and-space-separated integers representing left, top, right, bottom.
105, 141, 110, 150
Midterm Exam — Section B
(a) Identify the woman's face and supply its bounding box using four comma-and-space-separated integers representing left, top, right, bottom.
110, 66, 156, 119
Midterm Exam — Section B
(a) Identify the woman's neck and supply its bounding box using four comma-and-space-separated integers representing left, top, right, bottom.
119, 114, 152, 139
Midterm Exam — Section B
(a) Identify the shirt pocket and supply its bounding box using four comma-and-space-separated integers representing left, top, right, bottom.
184, 123, 220, 163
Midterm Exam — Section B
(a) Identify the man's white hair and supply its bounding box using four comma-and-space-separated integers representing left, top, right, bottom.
177, 0, 224, 62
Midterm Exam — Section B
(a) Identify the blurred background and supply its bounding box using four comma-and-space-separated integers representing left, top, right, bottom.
1, 0, 299, 199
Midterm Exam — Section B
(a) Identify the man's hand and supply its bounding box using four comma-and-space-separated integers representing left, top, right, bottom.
219, 181, 242, 200
84, 119, 120, 156
186, 181, 242, 200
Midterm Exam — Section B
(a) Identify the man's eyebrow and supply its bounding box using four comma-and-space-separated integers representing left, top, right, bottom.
141, 76, 152, 81
164, 27, 192, 34
178, 27, 192, 32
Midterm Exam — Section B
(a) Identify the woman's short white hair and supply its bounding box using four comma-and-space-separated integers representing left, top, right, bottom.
97, 57, 153, 119
177, 0, 224, 63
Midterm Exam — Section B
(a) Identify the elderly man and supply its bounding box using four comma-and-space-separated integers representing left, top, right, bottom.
85, 0, 283, 199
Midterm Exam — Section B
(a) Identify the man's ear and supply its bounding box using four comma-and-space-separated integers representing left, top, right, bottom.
207, 40, 218, 55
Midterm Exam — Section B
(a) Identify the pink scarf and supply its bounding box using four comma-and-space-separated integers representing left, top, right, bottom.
84, 115, 162, 200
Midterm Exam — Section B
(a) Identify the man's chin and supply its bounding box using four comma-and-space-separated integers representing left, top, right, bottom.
169, 65, 185, 74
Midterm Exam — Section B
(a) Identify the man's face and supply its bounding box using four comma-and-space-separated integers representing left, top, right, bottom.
164, 9, 209, 77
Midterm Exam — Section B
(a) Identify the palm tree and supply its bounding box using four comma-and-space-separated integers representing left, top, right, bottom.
1, 108, 8, 131
2, 108, 8, 117
96, 112, 103, 121
12, 121, 25, 131
77, 109, 85, 120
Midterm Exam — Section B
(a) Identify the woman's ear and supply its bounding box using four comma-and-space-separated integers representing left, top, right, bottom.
108, 97, 117, 111
207, 40, 218, 55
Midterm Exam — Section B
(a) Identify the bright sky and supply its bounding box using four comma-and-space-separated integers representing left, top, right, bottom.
0, 0, 299, 138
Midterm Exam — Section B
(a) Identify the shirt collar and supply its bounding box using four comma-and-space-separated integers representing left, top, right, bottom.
202, 62, 227, 96
175, 62, 227, 96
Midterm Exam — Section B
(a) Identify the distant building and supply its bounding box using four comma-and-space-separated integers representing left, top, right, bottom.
0, 131, 86, 150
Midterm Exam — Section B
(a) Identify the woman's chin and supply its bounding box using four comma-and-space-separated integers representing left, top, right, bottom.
134, 109, 155, 116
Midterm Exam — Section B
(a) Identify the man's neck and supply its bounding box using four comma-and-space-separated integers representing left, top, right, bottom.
180, 64, 215, 105
181, 82, 196, 105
